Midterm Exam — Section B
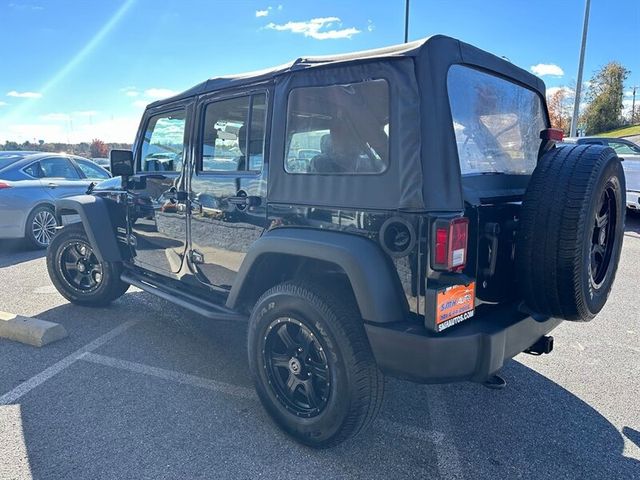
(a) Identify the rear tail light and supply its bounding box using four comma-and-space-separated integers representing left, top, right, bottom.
431, 217, 469, 272
0, 182, 12, 190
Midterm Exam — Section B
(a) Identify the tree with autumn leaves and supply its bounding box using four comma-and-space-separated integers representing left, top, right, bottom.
89, 138, 109, 158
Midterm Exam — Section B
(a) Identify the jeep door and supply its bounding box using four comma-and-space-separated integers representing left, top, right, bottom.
128, 103, 191, 275
188, 90, 268, 290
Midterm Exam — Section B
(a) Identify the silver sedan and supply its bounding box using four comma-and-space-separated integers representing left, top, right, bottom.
0, 151, 111, 248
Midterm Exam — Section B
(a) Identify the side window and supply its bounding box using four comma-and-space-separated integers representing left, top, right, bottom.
140, 110, 186, 172
609, 141, 640, 155
39, 158, 80, 179
201, 93, 266, 172
75, 159, 110, 179
447, 65, 546, 175
23, 162, 42, 178
284, 79, 389, 174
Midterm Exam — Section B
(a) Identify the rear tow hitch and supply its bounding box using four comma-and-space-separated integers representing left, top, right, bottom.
525, 335, 554, 356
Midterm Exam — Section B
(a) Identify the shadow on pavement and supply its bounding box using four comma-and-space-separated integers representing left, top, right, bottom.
10, 296, 638, 479
0, 240, 45, 268
625, 210, 640, 236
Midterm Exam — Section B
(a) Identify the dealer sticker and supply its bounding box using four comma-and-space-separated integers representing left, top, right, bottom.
436, 282, 475, 332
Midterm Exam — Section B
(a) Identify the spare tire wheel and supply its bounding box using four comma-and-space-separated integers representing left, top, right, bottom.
516, 144, 625, 321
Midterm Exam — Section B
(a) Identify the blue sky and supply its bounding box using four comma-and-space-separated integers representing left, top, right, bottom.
0, 0, 638, 143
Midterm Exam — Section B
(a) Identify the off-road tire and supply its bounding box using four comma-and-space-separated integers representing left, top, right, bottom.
248, 282, 384, 448
47, 223, 129, 307
25, 204, 58, 249
516, 144, 625, 321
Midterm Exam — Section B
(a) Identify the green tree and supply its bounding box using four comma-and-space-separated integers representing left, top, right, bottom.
581, 62, 630, 134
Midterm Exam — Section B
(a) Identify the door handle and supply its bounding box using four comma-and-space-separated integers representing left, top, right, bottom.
47, 183, 58, 189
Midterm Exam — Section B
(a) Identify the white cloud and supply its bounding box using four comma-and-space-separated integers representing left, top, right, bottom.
0, 101, 7, 107
265, 17, 361, 40
125, 90, 139, 97
7, 90, 42, 98
530, 63, 564, 77
256, 9, 269, 17
143, 88, 177, 99
133, 100, 148, 108
546, 86, 574, 98
40, 113, 70, 121
367, 19, 375, 32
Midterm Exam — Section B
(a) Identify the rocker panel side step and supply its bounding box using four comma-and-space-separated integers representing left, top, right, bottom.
121, 271, 247, 322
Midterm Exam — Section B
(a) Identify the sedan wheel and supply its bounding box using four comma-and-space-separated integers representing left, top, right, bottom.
26, 205, 58, 249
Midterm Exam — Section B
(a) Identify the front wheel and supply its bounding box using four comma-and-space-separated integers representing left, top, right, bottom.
248, 282, 384, 448
46, 223, 129, 307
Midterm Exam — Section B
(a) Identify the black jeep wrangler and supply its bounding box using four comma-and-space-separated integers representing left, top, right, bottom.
46, 35, 625, 447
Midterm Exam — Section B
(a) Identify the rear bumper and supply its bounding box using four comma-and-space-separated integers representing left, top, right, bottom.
626, 190, 640, 209
365, 303, 562, 384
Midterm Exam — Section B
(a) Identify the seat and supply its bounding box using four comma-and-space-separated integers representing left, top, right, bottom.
235, 124, 264, 171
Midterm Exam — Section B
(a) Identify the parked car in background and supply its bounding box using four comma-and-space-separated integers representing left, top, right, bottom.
564, 137, 640, 210
92, 157, 111, 173
0, 151, 111, 248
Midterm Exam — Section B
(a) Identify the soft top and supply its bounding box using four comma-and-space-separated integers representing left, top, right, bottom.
150, 35, 548, 212
151, 35, 545, 107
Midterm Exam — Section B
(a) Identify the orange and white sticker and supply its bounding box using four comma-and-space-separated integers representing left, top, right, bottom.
436, 282, 475, 332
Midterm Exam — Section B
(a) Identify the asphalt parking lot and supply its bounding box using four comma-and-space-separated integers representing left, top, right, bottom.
1, 216, 639, 480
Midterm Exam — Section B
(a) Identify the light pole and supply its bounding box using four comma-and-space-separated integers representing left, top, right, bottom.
632, 86, 638, 124
404, 0, 410, 43
570, 0, 591, 137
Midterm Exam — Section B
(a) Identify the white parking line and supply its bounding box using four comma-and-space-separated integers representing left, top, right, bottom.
81, 352, 256, 400
0, 320, 139, 405
79, 350, 461, 477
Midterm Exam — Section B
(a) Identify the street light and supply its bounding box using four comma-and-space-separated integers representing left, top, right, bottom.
570, 0, 591, 137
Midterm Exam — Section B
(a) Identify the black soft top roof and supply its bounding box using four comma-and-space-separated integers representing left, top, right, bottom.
151, 35, 545, 107
148, 35, 548, 212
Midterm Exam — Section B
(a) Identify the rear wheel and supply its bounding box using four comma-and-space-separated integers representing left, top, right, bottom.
248, 282, 384, 448
25, 204, 58, 249
516, 144, 625, 321
47, 223, 129, 306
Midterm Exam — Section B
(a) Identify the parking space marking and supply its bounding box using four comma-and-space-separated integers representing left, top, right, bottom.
0, 320, 140, 405
81, 352, 256, 400
79, 350, 461, 478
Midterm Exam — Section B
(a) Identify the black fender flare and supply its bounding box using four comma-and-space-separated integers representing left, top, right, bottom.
226, 228, 409, 324
55, 195, 123, 263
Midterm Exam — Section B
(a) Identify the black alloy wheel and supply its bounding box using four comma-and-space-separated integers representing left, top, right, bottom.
590, 184, 617, 289
263, 317, 331, 418
58, 241, 104, 293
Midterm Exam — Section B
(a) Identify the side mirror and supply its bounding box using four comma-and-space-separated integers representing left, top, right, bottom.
110, 149, 135, 177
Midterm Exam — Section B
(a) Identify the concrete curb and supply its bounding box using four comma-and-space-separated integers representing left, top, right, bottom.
0, 311, 68, 347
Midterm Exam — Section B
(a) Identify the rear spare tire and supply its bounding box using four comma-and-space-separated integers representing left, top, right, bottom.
516, 144, 625, 321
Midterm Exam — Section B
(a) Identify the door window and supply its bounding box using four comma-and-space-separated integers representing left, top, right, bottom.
75, 159, 110, 179
200, 93, 266, 172
140, 110, 186, 172
39, 157, 80, 179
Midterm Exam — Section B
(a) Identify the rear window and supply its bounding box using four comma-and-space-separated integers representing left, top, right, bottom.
0, 153, 26, 170
284, 79, 389, 174
447, 65, 546, 175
